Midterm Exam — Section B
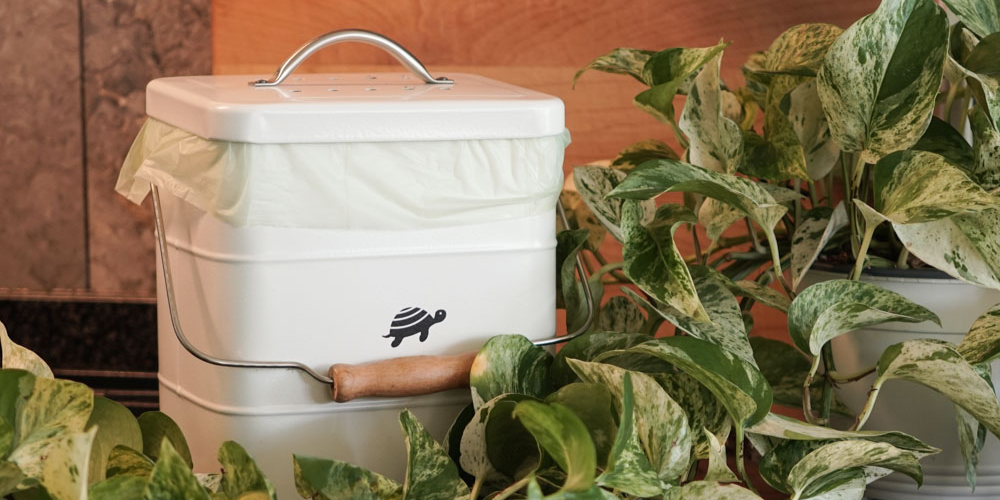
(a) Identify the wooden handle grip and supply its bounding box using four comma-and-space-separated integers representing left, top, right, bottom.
329, 351, 478, 402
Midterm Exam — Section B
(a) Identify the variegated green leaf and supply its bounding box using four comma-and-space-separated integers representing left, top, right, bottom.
105, 446, 154, 479
741, 124, 811, 182
0, 416, 12, 459
912, 116, 975, 168
572, 166, 654, 243
747, 413, 939, 454
621, 202, 707, 321
293, 454, 402, 500
679, 53, 743, 174
399, 409, 469, 500
16, 376, 93, 445
610, 139, 680, 171
573, 48, 656, 87
942, 0, 1000, 38
459, 394, 536, 484
545, 384, 617, 466
143, 439, 210, 500
755, 25, 842, 182
955, 363, 992, 490
709, 269, 791, 313
698, 198, 745, 243
513, 401, 596, 493
959, 304, 1000, 364
634, 42, 729, 126
876, 340, 1000, 438
613, 336, 773, 430
137, 411, 192, 469
873, 150, 997, 224
703, 428, 738, 483
0, 321, 52, 379
551, 332, 651, 387
608, 158, 789, 235
469, 334, 552, 409
787, 279, 939, 356
216, 441, 276, 500
763, 23, 845, 77
88, 475, 146, 500
972, 107, 1000, 191
597, 296, 646, 334
817, 0, 949, 164
791, 203, 849, 290
86, 396, 142, 484
567, 359, 693, 482
788, 80, 841, 180
653, 372, 731, 459
663, 481, 764, 500
8, 428, 95, 500
621, 270, 756, 367
961, 33, 1000, 127
557, 229, 592, 332
749, 338, 851, 416
742, 52, 770, 106
595, 373, 662, 497
893, 208, 1000, 289
787, 440, 922, 500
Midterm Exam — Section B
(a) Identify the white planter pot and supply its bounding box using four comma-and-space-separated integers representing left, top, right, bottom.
803, 269, 1000, 500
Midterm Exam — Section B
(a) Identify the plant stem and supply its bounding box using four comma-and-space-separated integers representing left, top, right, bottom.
819, 345, 837, 421
841, 153, 859, 258
802, 356, 823, 425
828, 366, 877, 383
592, 251, 628, 281
470, 476, 484, 500
896, 247, 910, 269
735, 431, 759, 494
942, 81, 959, 124
691, 225, 705, 266
851, 151, 866, 193
765, 230, 795, 298
850, 223, 877, 281
808, 181, 820, 207
746, 219, 766, 254
793, 179, 803, 230
850, 379, 885, 431
959, 94, 971, 135
670, 120, 690, 150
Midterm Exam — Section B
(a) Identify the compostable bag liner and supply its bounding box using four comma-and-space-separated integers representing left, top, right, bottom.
117, 118, 568, 230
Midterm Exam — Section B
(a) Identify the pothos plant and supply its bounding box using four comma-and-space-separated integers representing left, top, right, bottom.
288, 0, 1000, 498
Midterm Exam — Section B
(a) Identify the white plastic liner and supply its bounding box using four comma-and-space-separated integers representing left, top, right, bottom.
116, 118, 568, 230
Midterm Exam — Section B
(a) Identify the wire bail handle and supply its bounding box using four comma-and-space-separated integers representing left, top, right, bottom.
250, 29, 453, 87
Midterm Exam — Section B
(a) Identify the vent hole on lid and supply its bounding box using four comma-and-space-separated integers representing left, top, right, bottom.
365, 87, 376, 91
403, 86, 415, 90
327, 88, 339, 91
366, 75, 377, 80
290, 89, 301, 93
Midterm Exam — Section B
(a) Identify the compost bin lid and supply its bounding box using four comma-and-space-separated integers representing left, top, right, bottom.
146, 72, 565, 144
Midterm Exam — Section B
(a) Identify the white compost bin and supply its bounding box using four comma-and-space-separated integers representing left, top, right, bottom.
115, 30, 568, 496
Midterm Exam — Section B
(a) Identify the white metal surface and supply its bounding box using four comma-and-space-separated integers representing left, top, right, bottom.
146, 72, 565, 143
156, 192, 557, 495
803, 270, 1000, 500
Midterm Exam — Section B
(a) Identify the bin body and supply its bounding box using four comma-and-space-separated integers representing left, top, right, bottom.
156, 192, 557, 494
121, 69, 567, 496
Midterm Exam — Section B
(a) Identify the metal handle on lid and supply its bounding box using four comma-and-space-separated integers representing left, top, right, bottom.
250, 29, 453, 87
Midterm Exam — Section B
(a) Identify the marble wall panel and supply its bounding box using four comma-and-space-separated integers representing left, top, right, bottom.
83, 0, 212, 296
0, 1, 87, 291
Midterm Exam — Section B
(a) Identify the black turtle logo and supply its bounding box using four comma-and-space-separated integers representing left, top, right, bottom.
384, 307, 446, 348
